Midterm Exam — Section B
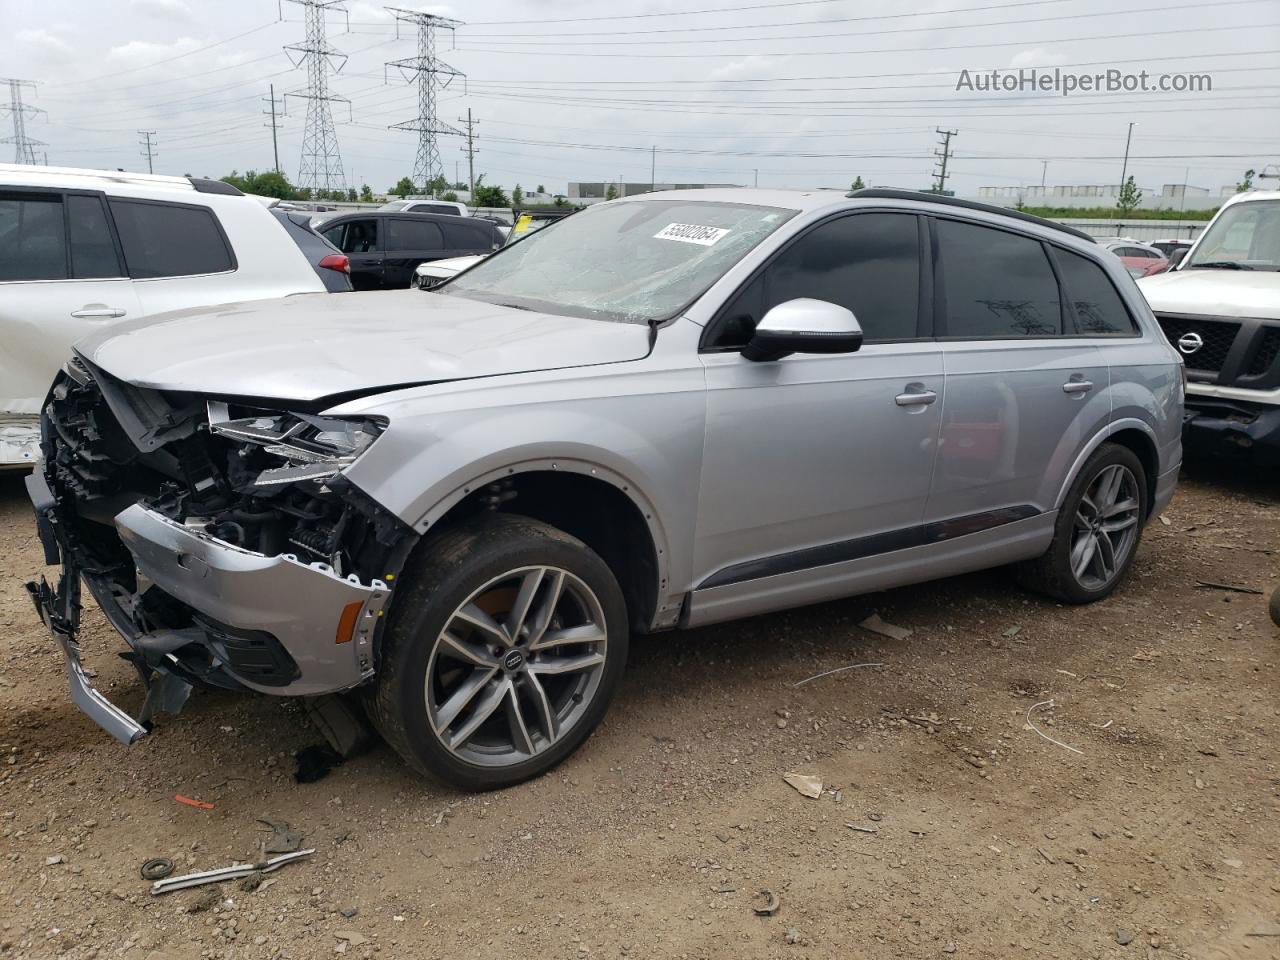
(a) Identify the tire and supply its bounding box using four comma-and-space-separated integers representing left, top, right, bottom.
1269, 585, 1280, 628
1016, 443, 1149, 604
372, 512, 629, 790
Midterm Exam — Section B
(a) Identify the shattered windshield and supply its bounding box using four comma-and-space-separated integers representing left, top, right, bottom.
1187, 199, 1280, 271
441, 199, 797, 323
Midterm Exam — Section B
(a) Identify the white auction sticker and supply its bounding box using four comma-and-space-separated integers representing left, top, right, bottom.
654, 222, 730, 246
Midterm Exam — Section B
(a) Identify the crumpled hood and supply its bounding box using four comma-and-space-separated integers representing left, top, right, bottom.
76, 290, 651, 403
1137, 268, 1280, 320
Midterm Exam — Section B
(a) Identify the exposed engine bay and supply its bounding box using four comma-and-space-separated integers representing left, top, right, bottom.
33, 356, 415, 699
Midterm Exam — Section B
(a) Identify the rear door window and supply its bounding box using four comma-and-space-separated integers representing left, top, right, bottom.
0, 192, 67, 281
935, 218, 1062, 338
67, 194, 122, 278
443, 222, 494, 248
108, 199, 234, 278
1053, 248, 1139, 336
323, 219, 378, 253
387, 218, 444, 250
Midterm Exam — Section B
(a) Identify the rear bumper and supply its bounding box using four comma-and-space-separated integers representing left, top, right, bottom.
1182, 397, 1280, 465
113, 504, 390, 695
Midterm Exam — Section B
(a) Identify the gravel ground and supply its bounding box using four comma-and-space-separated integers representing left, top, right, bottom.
0, 466, 1277, 960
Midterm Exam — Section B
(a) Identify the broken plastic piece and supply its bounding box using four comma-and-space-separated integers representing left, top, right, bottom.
150, 848, 315, 895
174, 794, 215, 810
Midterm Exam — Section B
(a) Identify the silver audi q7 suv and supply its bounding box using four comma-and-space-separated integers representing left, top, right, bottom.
27, 188, 1183, 789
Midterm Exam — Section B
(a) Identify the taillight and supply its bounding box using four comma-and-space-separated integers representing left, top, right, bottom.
318, 254, 350, 274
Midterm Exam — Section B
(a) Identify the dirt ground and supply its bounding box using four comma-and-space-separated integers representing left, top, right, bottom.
0, 467, 1277, 960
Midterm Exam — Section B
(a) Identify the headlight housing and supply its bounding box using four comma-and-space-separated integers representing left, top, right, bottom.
207, 401, 384, 487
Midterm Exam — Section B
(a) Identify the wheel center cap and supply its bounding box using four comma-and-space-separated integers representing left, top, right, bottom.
502, 650, 525, 672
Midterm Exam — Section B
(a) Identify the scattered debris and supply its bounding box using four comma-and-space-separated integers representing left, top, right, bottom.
1159, 515, 1171, 526
238, 871, 264, 892
174, 794, 215, 810
782, 773, 823, 799
257, 818, 304, 854
1116, 929, 1135, 946
752, 889, 780, 916
1247, 922, 1280, 937
150, 849, 315, 895
44, 854, 65, 866
784, 927, 802, 944
339, 907, 359, 918
335, 931, 367, 946
304, 694, 377, 759
791, 662, 883, 687
1037, 847, 1056, 865
858, 613, 912, 642
294, 744, 345, 784
1025, 699, 1084, 756
1222, 858, 1243, 868
1003, 624, 1022, 638
1195, 580, 1263, 595
185, 889, 221, 914
846, 823, 878, 834
140, 857, 175, 881
867, 813, 882, 822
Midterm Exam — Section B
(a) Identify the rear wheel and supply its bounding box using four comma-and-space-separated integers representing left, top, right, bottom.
1017, 443, 1148, 604
372, 513, 628, 790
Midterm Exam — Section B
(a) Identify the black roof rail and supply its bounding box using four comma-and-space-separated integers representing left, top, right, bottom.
846, 188, 1094, 243
189, 177, 243, 196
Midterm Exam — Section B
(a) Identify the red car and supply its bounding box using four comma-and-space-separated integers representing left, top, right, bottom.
1097, 238, 1170, 278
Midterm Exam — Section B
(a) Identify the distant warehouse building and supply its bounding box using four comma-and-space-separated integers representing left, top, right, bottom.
568, 182, 741, 202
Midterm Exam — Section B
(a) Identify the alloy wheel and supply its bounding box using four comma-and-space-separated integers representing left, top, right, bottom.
424, 565, 609, 768
1070, 463, 1141, 590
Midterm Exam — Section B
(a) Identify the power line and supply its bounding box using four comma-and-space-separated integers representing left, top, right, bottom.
284, 0, 349, 196
384, 6, 464, 191
138, 129, 157, 174
0, 78, 46, 164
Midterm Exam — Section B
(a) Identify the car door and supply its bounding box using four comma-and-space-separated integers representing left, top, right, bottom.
323, 218, 383, 290
0, 189, 141, 450
926, 216, 1110, 529
694, 211, 943, 599
384, 217, 447, 287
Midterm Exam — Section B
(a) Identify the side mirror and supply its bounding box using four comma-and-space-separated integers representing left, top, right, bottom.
741, 298, 864, 363
1168, 246, 1188, 269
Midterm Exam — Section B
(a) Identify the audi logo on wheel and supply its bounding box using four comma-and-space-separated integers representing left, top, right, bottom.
1176, 332, 1204, 355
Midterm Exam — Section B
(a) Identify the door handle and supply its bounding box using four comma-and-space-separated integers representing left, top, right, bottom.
1062, 379, 1093, 395
70, 306, 127, 319
895, 389, 938, 407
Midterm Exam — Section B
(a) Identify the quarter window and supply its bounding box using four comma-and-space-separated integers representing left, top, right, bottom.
108, 199, 233, 278
325, 219, 377, 253
1054, 247, 1138, 336
936, 219, 1061, 338
0, 193, 66, 281
708, 212, 922, 347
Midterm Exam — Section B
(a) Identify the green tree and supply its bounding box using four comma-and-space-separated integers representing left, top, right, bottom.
441, 190, 459, 202
1237, 168, 1256, 193
512, 183, 524, 206
536, 184, 546, 194
1115, 175, 1143, 215
359, 184, 373, 202
390, 176, 416, 197
220, 169, 297, 200
605, 182, 618, 201
474, 182, 510, 207
425, 174, 449, 195
850, 176, 865, 191
553, 195, 567, 208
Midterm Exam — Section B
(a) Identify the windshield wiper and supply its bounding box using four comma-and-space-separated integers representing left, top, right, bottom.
1189, 261, 1255, 270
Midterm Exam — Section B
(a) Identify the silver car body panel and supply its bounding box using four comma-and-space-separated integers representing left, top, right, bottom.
63, 188, 1182, 653
114, 504, 389, 695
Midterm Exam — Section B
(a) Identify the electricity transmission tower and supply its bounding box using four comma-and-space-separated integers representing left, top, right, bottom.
1, 78, 46, 165
138, 130, 157, 174
933, 127, 958, 194
284, 0, 349, 196
384, 7, 464, 193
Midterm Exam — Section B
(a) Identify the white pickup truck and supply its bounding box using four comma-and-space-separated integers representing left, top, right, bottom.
1138, 190, 1280, 466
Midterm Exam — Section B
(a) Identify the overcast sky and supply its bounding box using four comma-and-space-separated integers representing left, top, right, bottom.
5, 0, 1279, 197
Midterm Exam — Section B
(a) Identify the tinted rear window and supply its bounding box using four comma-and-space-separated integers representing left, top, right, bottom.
1054, 248, 1138, 336
387, 218, 444, 250
443, 222, 494, 248
108, 199, 234, 278
68, 194, 122, 279
937, 219, 1061, 338
0, 193, 66, 281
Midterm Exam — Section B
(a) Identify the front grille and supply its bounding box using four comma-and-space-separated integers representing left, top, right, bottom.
1245, 327, 1280, 377
1155, 315, 1241, 373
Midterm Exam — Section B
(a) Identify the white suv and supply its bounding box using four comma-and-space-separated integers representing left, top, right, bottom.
0, 164, 327, 469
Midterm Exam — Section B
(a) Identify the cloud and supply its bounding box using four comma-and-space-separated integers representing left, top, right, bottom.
709, 55, 784, 81
108, 37, 201, 63
129, 0, 194, 21
1008, 47, 1069, 69
15, 28, 73, 60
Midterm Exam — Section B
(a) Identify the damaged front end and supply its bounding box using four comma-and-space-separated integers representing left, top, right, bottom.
26, 356, 417, 744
